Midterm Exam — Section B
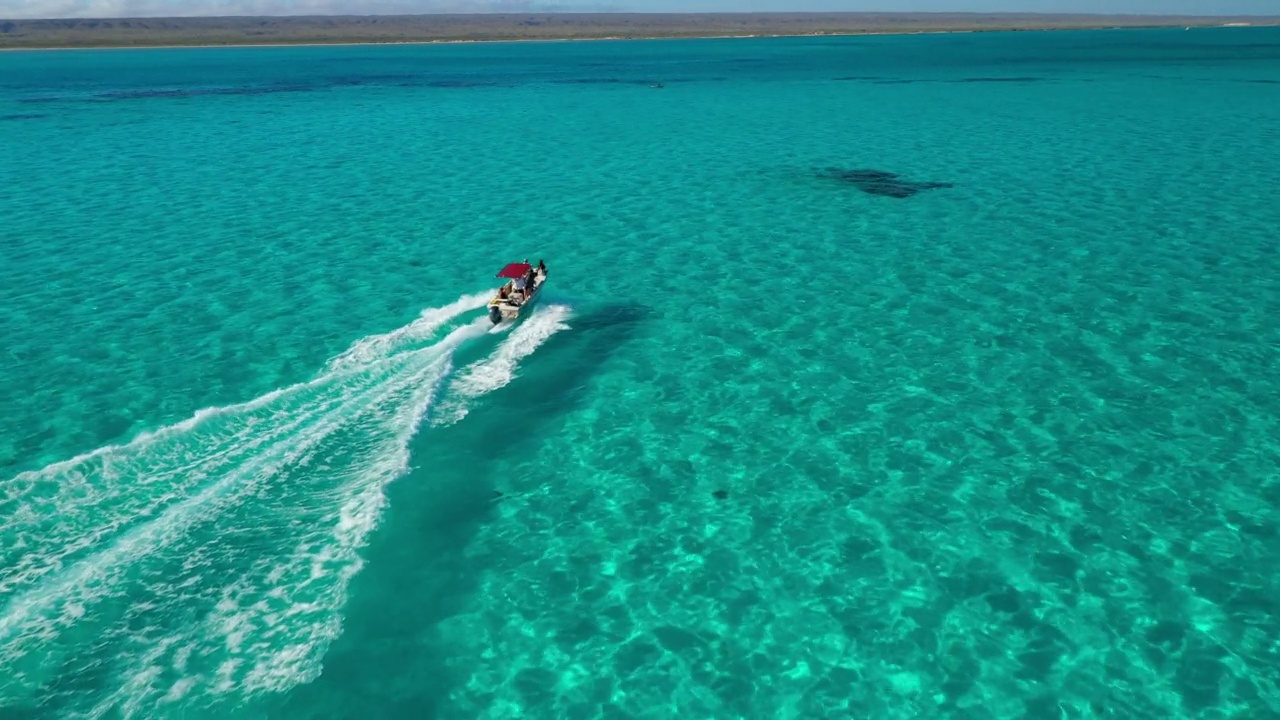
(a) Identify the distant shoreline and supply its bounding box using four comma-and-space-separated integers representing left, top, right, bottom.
1, 12, 1276, 51
1, 29, 988, 52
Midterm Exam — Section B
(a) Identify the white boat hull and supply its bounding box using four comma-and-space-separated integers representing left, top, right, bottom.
488, 269, 547, 324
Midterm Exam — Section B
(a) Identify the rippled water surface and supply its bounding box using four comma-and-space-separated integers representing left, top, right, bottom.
2, 27, 1280, 719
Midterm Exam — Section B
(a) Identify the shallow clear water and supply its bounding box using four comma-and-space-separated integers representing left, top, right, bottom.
2, 27, 1280, 720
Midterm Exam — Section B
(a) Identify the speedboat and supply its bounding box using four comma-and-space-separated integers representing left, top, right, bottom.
488, 259, 547, 324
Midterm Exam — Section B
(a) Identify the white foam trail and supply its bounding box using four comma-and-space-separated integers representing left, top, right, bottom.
81, 340, 476, 717
0, 366, 397, 646
0, 295, 493, 715
0, 320, 487, 648
324, 291, 491, 373
5, 289, 485, 488
432, 304, 573, 426
0, 293, 487, 600
1, 386, 354, 600
215, 353, 457, 697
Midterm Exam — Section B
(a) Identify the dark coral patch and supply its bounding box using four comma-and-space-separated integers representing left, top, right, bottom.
985, 585, 1023, 613
554, 77, 650, 85
835, 76, 1041, 85
956, 77, 1043, 83
95, 84, 313, 101
425, 80, 507, 88
712, 489, 729, 500
829, 169, 897, 183
552, 77, 708, 87
817, 167, 953, 198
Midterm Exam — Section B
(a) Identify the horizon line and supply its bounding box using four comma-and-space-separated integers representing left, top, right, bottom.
11, 10, 1280, 21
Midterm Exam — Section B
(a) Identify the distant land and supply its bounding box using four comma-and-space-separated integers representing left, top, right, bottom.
1, 13, 1277, 50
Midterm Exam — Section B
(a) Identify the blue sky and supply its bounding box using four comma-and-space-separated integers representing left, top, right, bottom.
5, 0, 1277, 20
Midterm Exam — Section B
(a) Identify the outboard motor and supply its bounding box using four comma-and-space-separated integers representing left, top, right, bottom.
489, 305, 503, 324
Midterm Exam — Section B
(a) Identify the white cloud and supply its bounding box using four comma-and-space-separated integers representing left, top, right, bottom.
2, 0, 614, 19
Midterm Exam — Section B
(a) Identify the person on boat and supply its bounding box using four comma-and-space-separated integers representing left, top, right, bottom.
498, 285, 509, 300
514, 258, 529, 298
537, 259, 546, 276
514, 265, 529, 295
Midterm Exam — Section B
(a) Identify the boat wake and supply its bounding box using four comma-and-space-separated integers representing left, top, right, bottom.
432, 304, 573, 427
0, 294, 570, 719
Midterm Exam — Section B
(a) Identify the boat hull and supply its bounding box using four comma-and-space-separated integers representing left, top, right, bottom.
488, 271, 546, 324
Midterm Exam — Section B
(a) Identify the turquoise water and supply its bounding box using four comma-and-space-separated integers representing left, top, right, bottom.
3, 26, 1280, 719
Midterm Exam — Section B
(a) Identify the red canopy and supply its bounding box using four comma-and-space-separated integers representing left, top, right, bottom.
496, 262, 532, 279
